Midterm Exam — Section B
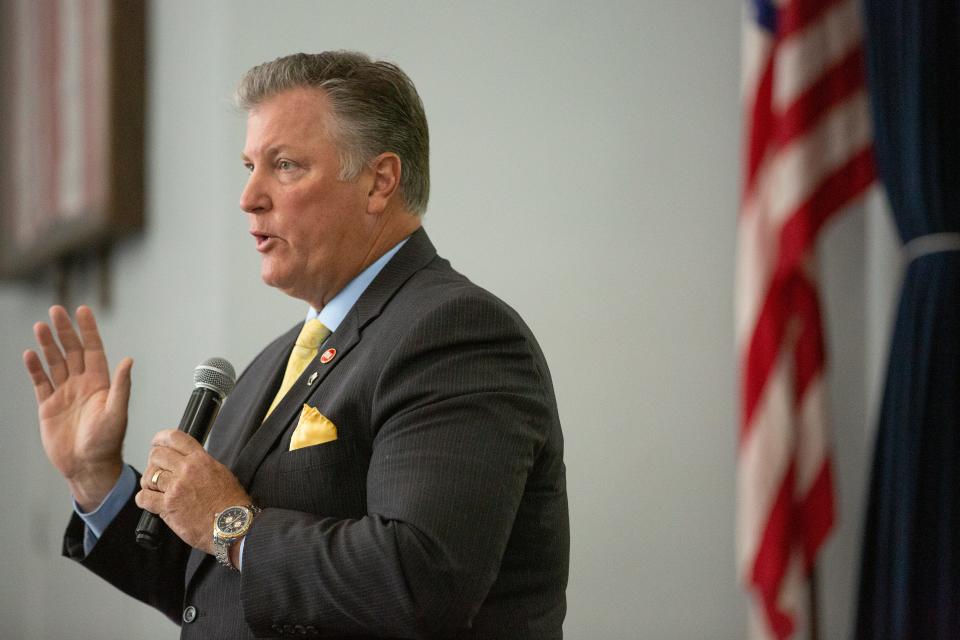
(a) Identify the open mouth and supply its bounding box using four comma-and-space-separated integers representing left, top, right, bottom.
252, 233, 274, 250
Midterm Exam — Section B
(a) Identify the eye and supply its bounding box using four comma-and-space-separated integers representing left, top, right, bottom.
243, 162, 254, 173
277, 159, 297, 171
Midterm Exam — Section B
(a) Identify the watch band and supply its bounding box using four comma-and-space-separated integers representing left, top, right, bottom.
214, 535, 236, 570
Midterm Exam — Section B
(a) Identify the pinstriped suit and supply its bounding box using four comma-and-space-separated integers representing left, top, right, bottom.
63, 229, 569, 638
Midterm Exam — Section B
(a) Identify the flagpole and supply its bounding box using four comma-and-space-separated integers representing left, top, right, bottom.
809, 566, 820, 640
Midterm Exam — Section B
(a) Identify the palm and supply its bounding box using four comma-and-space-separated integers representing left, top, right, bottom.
24, 306, 132, 494
38, 357, 120, 479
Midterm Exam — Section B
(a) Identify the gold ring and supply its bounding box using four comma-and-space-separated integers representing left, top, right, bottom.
150, 469, 165, 490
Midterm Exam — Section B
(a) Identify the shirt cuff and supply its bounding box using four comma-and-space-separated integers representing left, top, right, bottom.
73, 464, 137, 555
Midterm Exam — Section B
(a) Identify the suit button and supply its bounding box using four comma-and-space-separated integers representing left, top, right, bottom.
182, 605, 197, 623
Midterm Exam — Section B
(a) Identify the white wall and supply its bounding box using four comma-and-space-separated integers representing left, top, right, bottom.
0, 2, 900, 638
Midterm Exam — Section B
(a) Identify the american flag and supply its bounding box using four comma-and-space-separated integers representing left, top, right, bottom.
9, 0, 110, 249
736, 0, 875, 637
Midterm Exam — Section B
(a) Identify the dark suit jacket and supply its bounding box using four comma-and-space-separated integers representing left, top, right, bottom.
63, 229, 569, 639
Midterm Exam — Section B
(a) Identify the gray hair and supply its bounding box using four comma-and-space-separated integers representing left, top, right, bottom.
236, 51, 429, 216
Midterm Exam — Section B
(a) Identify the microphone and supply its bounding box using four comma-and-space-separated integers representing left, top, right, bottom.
135, 357, 237, 550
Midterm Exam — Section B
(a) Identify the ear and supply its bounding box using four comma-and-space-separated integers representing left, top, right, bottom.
366, 152, 402, 216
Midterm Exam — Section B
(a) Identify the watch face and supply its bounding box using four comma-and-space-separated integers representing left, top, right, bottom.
216, 507, 250, 537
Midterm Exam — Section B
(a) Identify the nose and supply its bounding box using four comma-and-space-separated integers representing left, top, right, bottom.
239, 168, 271, 214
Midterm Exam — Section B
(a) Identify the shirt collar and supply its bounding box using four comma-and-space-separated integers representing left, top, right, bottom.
306, 237, 408, 332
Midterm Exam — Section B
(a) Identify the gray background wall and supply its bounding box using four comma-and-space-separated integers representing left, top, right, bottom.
0, 2, 901, 638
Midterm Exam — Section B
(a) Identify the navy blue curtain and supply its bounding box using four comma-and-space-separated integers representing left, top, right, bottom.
856, 1, 960, 638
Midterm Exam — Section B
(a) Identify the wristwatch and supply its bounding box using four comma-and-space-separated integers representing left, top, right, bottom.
213, 504, 261, 570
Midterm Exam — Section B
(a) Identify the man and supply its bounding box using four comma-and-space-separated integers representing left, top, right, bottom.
23, 51, 568, 639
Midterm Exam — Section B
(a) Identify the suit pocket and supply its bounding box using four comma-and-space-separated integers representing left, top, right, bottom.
269, 437, 368, 517
277, 437, 358, 473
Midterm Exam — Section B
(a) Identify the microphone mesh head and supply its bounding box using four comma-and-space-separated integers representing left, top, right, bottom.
193, 357, 237, 398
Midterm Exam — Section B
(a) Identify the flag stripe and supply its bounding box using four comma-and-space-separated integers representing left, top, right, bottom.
751, 461, 798, 640
40, 0, 60, 241
83, 0, 109, 215
791, 275, 824, 405
799, 460, 835, 567
745, 54, 776, 196
794, 375, 830, 494
776, 47, 867, 150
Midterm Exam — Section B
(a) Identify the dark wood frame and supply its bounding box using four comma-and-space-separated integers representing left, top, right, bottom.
0, 0, 145, 279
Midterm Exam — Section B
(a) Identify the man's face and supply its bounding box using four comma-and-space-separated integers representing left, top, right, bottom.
240, 87, 374, 308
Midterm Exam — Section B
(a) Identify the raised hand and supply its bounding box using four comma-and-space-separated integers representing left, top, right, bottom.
23, 305, 133, 511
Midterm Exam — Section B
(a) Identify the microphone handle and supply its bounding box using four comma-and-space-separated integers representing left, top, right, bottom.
135, 387, 224, 550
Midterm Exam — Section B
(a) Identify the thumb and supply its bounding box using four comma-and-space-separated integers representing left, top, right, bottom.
107, 357, 134, 417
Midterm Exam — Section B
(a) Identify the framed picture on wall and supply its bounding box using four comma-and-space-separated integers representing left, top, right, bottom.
0, 0, 145, 279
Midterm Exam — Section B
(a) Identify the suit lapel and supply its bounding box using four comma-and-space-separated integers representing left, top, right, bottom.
353, 227, 437, 329
209, 326, 298, 470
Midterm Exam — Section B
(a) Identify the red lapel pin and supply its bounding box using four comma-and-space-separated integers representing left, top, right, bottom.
320, 348, 337, 364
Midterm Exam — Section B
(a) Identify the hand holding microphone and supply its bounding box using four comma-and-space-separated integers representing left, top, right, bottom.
135, 357, 238, 550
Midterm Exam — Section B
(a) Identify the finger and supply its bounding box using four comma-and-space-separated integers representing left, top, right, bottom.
50, 305, 85, 375
141, 466, 172, 492
107, 358, 134, 418
34, 321, 68, 386
152, 429, 203, 455
75, 306, 108, 373
135, 488, 162, 514
23, 350, 54, 403
140, 468, 157, 491
146, 445, 184, 476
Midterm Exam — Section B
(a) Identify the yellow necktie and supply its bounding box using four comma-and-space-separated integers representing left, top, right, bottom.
264, 319, 330, 419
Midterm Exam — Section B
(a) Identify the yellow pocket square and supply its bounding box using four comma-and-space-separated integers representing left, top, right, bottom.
289, 405, 338, 451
